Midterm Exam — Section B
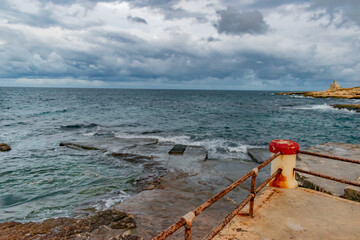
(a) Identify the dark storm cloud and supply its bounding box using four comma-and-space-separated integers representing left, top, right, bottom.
127, 16, 148, 24
207, 36, 220, 42
0, 1, 57, 28
213, 9, 269, 35
0, 1, 103, 29
309, 0, 360, 27
0, 22, 310, 83
236, 0, 360, 27
0, 20, 353, 88
1, 0, 359, 89
121, 0, 207, 21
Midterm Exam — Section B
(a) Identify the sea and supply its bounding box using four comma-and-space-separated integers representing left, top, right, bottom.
0, 87, 359, 222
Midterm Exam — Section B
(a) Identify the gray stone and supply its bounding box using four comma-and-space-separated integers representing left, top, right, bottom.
247, 148, 271, 163
0, 143, 11, 152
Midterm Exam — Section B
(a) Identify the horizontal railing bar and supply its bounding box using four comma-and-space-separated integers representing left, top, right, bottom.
298, 150, 360, 165
193, 171, 253, 216
294, 168, 360, 187
255, 168, 282, 194
152, 170, 255, 240
151, 218, 186, 240
152, 152, 281, 240
257, 152, 281, 171
203, 169, 283, 240
203, 194, 253, 240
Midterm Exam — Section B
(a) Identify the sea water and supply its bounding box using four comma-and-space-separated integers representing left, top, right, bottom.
0, 87, 359, 222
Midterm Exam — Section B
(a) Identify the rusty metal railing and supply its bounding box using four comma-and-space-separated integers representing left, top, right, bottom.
152, 149, 360, 240
151, 152, 281, 240
295, 151, 360, 188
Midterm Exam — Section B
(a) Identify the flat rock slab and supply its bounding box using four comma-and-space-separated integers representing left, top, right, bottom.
216, 187, 360, 240
247, 148, 271, 163
296, 142, 360, 201
60, 137, 208, 164
168, 144, 187, 155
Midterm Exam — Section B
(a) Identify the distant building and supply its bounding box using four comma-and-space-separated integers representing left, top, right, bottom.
328, 81, 341, 91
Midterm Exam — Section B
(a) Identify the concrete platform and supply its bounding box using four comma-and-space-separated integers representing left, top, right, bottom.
296, 142, 360, 201
215, 187, 360, 240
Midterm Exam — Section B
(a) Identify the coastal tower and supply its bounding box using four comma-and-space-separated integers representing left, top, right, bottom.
328, 81, 341, 91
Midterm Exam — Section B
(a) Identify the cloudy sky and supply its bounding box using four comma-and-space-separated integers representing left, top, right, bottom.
0, 0, 359, 90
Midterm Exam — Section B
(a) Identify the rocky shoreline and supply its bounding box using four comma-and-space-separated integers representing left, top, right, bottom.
276, 86, 360, 99
0, 210, 137, 240
1, 139, 359, 239
0, 137, 265, 239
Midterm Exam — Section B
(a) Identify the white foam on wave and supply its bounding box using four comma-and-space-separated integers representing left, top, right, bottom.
292, 104, 334, 110
83, 132, 97, 136
114, 133, 191, 143
93, 190, 130, 210
289, 95, 313, 99
82, 126, 103, 137
115, 132, 258, 160
288, 104, 356, 113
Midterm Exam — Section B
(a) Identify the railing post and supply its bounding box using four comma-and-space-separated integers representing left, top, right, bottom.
182, 212, 195, 240
249, 168, 258, 217
268, 139, 299, 189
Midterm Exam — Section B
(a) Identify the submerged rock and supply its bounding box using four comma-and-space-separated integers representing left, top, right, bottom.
0, 209, 136, 240
60, 142, 101, 151
59, 142, 154, 163
331, 104, 360, 112
0, 143, 11, 152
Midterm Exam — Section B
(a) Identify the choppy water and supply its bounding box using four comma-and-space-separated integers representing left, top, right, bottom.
0, 87, 359, 222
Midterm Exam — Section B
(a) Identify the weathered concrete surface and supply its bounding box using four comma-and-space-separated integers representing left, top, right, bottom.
296, 142, 360, 201
215, 187, 360, 240
276, 86, 360, 99
115, 160, 272, 239
247, 148, 271, 163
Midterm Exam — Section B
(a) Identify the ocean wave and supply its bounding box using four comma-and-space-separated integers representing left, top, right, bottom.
29, 109, 68, 117
188, 139, 257, 160
114, 133, 258, 160
61, 123, 98, 130
114, 133, 191, 143
286, 104, 356, 113
83, 132, 97, 136
93, 191, 130, 210
289, 95, 313, 99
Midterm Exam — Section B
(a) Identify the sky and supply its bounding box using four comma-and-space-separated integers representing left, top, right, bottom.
0, 0, 359, 90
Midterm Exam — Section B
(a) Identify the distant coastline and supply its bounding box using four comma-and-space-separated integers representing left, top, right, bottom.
276, 82, 360, 99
